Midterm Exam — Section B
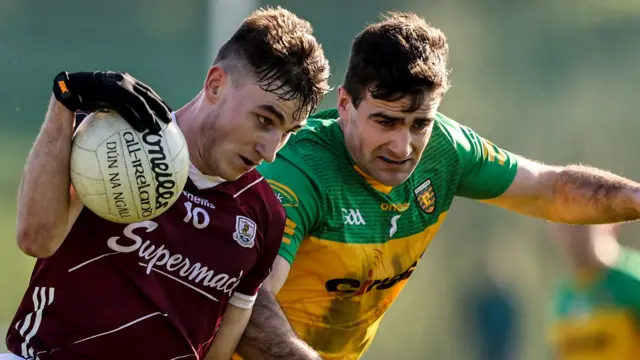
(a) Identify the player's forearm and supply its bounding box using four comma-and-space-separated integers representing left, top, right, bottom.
16, 96, 76, 257
236, 288, 321, 360
549, 164, 640, 223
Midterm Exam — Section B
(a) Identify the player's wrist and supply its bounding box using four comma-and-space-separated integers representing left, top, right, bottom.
47, 92, 75, 121
52, 71, 82, 112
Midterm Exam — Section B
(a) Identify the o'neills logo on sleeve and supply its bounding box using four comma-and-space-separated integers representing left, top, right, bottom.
107, 221, 243, 301
122, 131, 176, 217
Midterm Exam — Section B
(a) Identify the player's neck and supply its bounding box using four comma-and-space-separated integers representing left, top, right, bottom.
336, 118, 360, 166
174, 91, 209, 175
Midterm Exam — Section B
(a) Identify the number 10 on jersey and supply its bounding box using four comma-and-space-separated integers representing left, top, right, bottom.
183, 201, 210, 229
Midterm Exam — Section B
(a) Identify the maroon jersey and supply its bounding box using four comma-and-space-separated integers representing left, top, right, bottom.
6, 166, 285, 360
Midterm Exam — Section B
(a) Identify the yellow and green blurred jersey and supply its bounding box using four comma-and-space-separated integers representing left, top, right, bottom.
548, 248, 640, 360
257, 109, 518, 359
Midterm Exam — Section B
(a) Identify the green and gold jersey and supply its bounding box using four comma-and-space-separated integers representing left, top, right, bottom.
257, 108, 518, 360
548, 248, 640, 360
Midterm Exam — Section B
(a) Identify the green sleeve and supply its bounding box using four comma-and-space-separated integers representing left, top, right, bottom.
257, 149, 323, 265
439, 115, 519, 199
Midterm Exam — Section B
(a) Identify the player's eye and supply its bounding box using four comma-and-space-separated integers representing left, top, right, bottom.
257, 115, 273, 128
378, 120, 394, 128
412, 120, 431, 131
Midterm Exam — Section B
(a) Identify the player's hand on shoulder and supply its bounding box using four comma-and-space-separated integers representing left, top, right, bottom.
52, 70, 172, 133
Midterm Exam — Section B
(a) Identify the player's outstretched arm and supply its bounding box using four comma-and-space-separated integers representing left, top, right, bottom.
205, 304, 253, 360
483, 156, 640, 223
235, 256, 321, 360
16, 95, 84, 258
448, 117, 640, 224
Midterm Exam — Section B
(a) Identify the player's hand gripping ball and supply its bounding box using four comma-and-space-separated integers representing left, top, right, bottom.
70, 110, 190, 223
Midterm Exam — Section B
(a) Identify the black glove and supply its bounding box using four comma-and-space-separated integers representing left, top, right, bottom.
53, 71, 172, 133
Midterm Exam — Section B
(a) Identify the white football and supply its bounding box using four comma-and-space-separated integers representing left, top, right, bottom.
70, 110, 190, 223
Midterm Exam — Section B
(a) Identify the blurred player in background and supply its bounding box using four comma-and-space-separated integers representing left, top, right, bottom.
234, 11, 640, 360
547, 224, 640, 360
3, 6, 329, 360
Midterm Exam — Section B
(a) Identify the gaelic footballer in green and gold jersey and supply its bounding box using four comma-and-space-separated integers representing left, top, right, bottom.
257, 108, 518, 359
547, 229, 640, 360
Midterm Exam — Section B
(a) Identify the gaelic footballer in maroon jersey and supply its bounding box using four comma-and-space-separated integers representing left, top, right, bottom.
9, 6, 329, 360
6, 165, 285, 360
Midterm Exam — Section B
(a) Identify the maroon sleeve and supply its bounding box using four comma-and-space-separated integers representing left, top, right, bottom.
230, 198, 285, 308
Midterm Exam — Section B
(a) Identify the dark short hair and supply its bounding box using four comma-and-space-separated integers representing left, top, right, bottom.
215, 6, 331, 119
344, 12, 450, 112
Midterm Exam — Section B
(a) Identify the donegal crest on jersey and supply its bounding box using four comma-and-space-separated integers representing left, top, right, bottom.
258, 108, 518, 360
414, 178, 436, 213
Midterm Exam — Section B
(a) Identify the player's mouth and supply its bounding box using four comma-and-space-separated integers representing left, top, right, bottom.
239, 155, 259, 169
378, 156, 410, 166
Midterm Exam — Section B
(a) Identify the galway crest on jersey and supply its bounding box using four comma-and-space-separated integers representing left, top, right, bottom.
233, 215, 257, 248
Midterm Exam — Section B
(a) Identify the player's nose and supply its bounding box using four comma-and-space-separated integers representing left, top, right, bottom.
256, 134, 280, 163
387, 130, 412, 159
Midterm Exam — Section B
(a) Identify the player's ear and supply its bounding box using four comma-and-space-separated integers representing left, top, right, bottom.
337, 86, 352, 120
204, 65, 227, 104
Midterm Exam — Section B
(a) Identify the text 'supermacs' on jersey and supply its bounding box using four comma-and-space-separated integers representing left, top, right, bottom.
106, 221, 243, 298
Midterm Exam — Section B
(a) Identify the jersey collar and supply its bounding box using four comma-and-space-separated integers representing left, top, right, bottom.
188, 163, 225, 190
